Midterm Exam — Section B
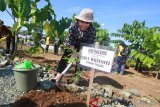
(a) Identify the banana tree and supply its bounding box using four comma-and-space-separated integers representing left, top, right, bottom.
47, 17, 72, 54
0, 0, 32, 59
111, 20, 150, 66
112, 20, 160, 77
142, 28, 160, 78
0, 0, 56, 57
24, 0, 55, 54
132, 27, 160, 78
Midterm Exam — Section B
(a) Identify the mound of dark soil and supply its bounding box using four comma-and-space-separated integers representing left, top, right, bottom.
12, 89, 87, 107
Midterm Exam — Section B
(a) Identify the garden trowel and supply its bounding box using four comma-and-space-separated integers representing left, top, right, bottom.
52, 63, 72, 91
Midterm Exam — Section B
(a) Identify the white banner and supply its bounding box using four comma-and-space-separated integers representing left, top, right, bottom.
80, 46, 115, 72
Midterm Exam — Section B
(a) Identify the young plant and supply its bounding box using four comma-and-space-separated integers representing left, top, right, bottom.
62, 45, 82, 83
72, 67, 82, 84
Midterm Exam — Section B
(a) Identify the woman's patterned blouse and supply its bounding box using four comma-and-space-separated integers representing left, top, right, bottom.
66, 21, 96, 47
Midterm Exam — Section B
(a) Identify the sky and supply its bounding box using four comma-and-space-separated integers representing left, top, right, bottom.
0, 0, 160, 33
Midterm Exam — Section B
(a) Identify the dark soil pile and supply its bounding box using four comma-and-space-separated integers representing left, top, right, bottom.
12, 89, 87, 107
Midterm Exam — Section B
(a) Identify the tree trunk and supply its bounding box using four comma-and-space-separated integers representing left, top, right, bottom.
155, 71, 159, 79
11, 31, 18, 60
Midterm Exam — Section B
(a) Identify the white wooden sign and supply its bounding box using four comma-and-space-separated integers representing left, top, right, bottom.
80, 46, 115, 72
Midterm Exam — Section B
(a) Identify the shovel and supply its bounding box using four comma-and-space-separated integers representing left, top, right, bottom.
52, 63, 72, 91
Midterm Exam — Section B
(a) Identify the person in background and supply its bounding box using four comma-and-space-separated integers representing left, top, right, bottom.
53, 37, 59, 55
52, 8, 96, 81
113, 41, 130, 75
0, 19, 15, 55
45, 36, 51, 53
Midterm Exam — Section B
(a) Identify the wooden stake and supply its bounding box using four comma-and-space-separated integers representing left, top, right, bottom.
86, 42, 99, 106
86, 70, 95, 106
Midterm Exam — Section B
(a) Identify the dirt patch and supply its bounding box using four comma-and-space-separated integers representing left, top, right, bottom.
12, 90, 87, 107
15, 50, 61, 67
96, 69, 160, 93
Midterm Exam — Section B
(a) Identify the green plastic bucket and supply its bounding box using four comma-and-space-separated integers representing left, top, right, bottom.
13, 64, 40, 92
